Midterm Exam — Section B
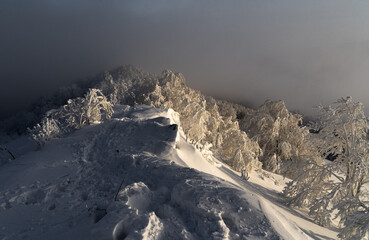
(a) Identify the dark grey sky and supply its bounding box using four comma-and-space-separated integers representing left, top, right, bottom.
1, 0, 369, 119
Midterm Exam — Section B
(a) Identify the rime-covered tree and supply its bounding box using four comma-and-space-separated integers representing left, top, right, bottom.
149, 70, 262, 172
29, 89, 113, 145
236, 100, 318, 176
284, 97, 369, 239
56, 88, 113, 129
315, 97, 369, 198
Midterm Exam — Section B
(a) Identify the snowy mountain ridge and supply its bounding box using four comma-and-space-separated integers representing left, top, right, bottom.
0, 105, 337, 239
1, 66, 368, 239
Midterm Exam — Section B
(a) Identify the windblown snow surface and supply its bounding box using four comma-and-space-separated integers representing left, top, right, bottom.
0, 105, 337, 239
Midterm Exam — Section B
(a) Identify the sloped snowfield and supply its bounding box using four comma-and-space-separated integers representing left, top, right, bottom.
0, 105, 336, 239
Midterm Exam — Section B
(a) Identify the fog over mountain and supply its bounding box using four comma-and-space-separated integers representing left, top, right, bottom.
1, 0, 369, 119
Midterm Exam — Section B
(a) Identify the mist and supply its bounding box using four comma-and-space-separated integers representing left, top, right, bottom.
1, 0, 369, 119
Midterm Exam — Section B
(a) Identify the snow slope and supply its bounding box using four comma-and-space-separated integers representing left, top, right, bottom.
167, 112, 337, 240
0, 105, 337, 239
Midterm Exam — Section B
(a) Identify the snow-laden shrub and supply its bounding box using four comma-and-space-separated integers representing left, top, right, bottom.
29, 89, 113, 145
28, 117, 61, 145
61, 88, 114, 128
97, 67, 262, 172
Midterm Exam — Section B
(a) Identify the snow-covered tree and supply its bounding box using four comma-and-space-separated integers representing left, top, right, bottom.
29, 89, 113, 145
315, 97, 369, 198
284, 97, 369, 239
148, 70, 262, 172
53, 88, 113, 130
83, 88, 114, 124
237, 100, 318, 176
